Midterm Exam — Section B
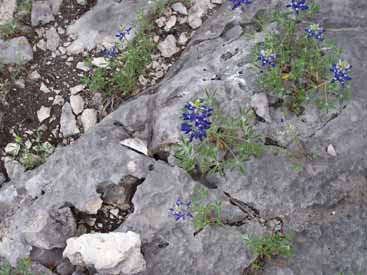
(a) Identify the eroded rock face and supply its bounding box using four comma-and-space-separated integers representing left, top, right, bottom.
0, 37, 33, 64
63, 232, 146, 275
0, 0, 16, 24
0, 0, 366, 274
67, 0, 162, 53
0, 121, 154, 265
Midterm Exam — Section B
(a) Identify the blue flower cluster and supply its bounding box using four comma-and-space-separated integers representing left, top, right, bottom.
169, 199, 193, 221
102, 26, 132, 58
286, 0, 309, 15
305, 24, 325, 41
330, 60, 352, 87
116, 27, 132, 41
258, 49, 277, 67
181, 99, 213, 142
228, 0, 252, 10
102, 45, 118, 59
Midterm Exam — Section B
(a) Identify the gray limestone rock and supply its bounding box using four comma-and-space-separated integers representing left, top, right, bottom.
60, 102, 80, 137
0, 1, 367, 274
0, 120, 154, 265
0, 0, 16, 24
157, 34, 179, 58
0, 37, 33, 64
45, 27, 60, 51
118, 162, 265, 275
31, 1, 55, 27
67, 0, 160, 53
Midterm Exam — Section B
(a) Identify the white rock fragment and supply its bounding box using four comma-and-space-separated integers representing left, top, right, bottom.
40, 82, 51, 94
327, 144, 337, 157
70, 95, 85, 115
29, 71, 41, 80
60, 102, 80, 137
63, 232, 146, 275
178, 32, 189, 45
81, 109, 97, 132
70, 84, 85, 95
53, 95, 64, 106
4, 143, 20, 156
76, 61, 91, 72
45, 26, 60, 51
164, 15, 177, 32
171, 2, 188, 15
250, 93, 271, 122
158, 35, 179, 58
92, 57, 108, 68
37, 106, 51, 123
120, 138, 148, 156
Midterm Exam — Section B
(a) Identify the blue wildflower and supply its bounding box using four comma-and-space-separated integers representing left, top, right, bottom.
305, 24, 325, 41
116, 27, 132, 41
181, 99, 213, 142
258, 49, 277, 67
228, 0, 252, 10
330, 60, 352, 88
102, 45, 118, 58
286, 0, 309, 15
169, 199, 193, 221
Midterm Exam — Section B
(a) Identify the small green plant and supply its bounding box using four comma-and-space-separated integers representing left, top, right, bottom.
84, 10, 155, 97
253, 1, 351, 115
175, 95, 264, 177
190, 186, 222, 231
244, 233, 294, 268
0, 262, 11, 275
0, 258, 33, 275
17, 0, 32, 15
9, 131, 55, 170
0, 20, 18, 38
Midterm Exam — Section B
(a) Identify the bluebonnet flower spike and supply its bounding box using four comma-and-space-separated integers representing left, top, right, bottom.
305, 24, 325, 41
286, 0, 309, 15
102, 45, 118, 58
228, 0, 252, 10
258, 49, 277, 67
116, 27, 132, 41
330, 60, 352, 88
169, 199, 193, 221
181, 99, 213, 142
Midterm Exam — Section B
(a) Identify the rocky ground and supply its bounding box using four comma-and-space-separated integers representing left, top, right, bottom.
0, 0, 366, 275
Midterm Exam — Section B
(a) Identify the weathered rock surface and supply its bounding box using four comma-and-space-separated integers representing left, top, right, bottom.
118, 162, 265, 275
0, 0, 366, 274
0, 37, 33, 64
31, 1, 55, 27
60, 102, 80, 137
0, 119, 154, 265
0, 0, 16, 24
63, 232, 146, 274
67, 0, 160, 53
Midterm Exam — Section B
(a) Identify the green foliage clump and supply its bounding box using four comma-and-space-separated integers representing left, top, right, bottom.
0, 258, 33, 275
9, 131, 55, 170
244, 233, 294, 270
0, 20, 18, 39
175, 96, 264, 177
253, 2, 351, 114
83, 10, 155, 97
190, 186, 222, 231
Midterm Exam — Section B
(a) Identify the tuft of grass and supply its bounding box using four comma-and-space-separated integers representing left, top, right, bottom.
0, 20, 18, 38
0, 258, 33, 275
8, 131, 55, 170
243, 233, 294, 270
17, 0, 32, 15
252, 2, 351, 115
190, 186, 222, 231
83, 9, 155, 97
